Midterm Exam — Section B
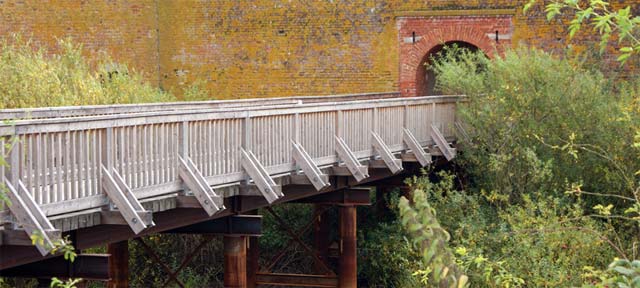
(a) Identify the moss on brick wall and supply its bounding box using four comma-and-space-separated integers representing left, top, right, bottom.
1, 0, 638, 99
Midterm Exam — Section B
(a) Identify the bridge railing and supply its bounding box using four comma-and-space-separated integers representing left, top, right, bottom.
0, 92, 399, 120
1, 95, 459, 220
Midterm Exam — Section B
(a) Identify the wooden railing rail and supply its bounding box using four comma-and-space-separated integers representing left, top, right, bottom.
0, 92, 400, 120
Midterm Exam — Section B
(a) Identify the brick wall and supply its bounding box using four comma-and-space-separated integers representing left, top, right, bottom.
1, 1, 638, 99
0, 1, 160, 84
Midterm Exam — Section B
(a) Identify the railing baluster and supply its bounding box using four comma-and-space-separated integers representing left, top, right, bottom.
0, 94, 460, 218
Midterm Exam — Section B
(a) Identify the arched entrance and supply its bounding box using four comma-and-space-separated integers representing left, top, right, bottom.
415, 41, 479, 96
396, 13, 513, 97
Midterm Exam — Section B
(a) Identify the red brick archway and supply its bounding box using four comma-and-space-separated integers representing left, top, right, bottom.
397, 14, 514, 96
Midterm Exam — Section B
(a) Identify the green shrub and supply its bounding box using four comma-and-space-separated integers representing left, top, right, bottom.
393, 46, 640, 287
0, 34, 175, 108
404, 171, 614, 287
431, 47, 639, 202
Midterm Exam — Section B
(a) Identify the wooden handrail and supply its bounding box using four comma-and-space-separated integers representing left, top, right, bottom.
1, 93, 461, 233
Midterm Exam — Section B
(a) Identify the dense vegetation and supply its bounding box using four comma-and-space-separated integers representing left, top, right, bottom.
396, 46, 640, 287
0, 35, 213, 109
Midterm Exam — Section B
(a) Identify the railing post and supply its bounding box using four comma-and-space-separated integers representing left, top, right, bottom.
336, 110, 343, 139
372, 107, 379, 135
104, 127, 114, 172
9, 136, 20, 185
6, 135, 20, 229
403, 104, 409, 130
180, 121, 189, 158
242, 115, 252, 185
243, 116, 251, 150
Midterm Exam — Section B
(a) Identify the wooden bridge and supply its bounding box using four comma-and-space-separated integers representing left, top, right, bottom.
0, 92, 461, 287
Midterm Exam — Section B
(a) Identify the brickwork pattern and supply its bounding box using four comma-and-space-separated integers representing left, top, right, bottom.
1, 1, 638, 99
398, 15, 513, 96
0, 1, 160, 84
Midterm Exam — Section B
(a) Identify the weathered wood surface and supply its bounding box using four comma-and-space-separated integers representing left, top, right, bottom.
0, 93, 460, 245
0, 92, 400, 120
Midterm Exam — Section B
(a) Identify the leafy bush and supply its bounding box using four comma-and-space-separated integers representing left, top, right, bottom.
432, 47, 639, 202
403, 171, 615, 287
392, 46, 640, 287
0, 34, 175, 108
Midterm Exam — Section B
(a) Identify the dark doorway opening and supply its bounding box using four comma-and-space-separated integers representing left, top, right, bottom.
416, 41, 479, 96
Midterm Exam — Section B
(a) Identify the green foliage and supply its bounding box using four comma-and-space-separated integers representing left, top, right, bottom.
49, 278, 82, 288
0, 34, 175, 109
525, 0, 640, 64
420, 42, 640, 287
405, 171, 615, 287
358, 189, 423, 288
398, 184, 469, 288
181, 79, 214, 102
29, 232, 78, 263
359, 221, 422, 287
432, 47, 639, 205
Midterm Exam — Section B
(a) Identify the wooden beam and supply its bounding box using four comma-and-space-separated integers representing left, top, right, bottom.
1, 229, 61, 246
100, 210, 153, 226
256, 273, 338, 287
178, 155, 224, 216
3, 179, 58, 255
101, 166, 153, 234
0, 254, 109, 280
292, 188, 371, 206
164, 215, 262, 236
240, 148, 283, 204
292, 142, 331, 191
334, 136, 369, 182
371, 132, 403, 174
402, 128, 432, 167
289, 174, 331, 187
430, 125, 456, 161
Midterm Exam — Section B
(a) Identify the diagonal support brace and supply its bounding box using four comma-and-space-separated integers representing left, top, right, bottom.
455, 121, 472, 144
101, 166, 154, 234
3, 179, 60, 255
431, 124, 456, 161
240, 148, 283, 204
178, 156, 224, 216
334, 136, 369, 182
292, 141, 330, 191
402, 128, 432, 167
371, 132, 403, 174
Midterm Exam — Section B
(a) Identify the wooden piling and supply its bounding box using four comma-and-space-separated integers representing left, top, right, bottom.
224, 235, 248, 288
339, 205, 357, 288
107, 240, 129, 288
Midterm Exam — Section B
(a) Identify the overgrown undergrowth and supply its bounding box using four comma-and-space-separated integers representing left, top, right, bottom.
397, 47, 640, 287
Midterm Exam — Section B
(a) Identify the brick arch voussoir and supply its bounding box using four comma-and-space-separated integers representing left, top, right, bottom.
406, 27, 495, 75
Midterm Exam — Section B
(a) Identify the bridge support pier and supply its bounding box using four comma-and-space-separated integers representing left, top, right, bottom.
224, 235, 248, 288
107, 240, 129, 288
314, 204, 331, 271
247, 236, 259, 288
339, 205, 357, 288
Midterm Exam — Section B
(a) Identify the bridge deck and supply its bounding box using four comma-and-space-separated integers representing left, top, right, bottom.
0, 92, 461, 269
